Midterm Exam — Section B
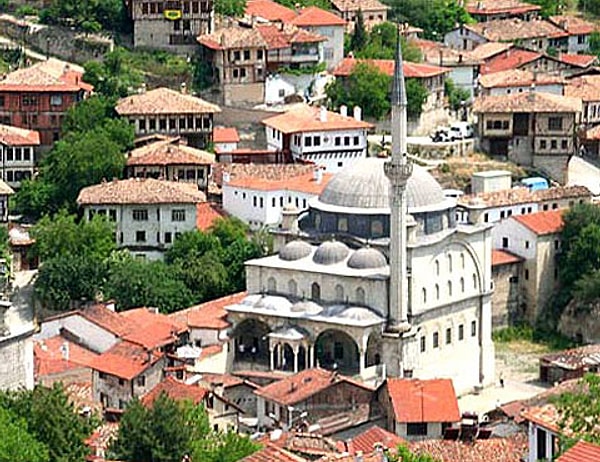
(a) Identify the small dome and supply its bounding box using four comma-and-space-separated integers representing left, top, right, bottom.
290, 301, 323, 315
347, 247, 387, 269
313, 241, 350, 265
339, 307, 382, 322
279, 240, 312, 261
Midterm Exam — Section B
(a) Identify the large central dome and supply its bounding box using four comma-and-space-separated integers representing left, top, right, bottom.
316, 157, 447, 212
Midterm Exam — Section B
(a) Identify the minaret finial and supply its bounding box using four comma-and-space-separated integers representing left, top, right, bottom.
392, 23, 407, 108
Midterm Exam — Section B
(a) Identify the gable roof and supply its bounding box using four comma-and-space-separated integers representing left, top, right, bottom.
0, 124, 40, 146
115, 87, 221, 116
470, 42, 514, 61
332, 57, 450, 78
492, 249, 523, 266
77, 178, 206, 206
473, 91, 582, 113
481, 48, 541, 74
0, 58, 92, 93
557, 53, 597, 68
466, 18, 567, 42
245, 0, 297, 22
34, 335, 100, 377
565, 75, 600, 102
254, 368, 373, 406
385, 378, 460, 423
557, 440, 600, 462
291, 6, 346, 27
141, 376, 210, 406
458, 185, 591, 209
479, 69, 563, 89
120, 308, 187, 350
512, 210, 564, 235
466, 0, 541, 16
80, 303, 136, 337
168, 292, 246, 330
328, 0, 388, 13
213, 127, 240, 144
262, 104, 373, 133
240, 443, 309, 462
549, 15, 596, 35
89, 340, 163, 380
256, 23, 326, 49
126, 138, 214, 167
196, 202, 228, 231
344, 426, 405, 454
225, 170, 333, 195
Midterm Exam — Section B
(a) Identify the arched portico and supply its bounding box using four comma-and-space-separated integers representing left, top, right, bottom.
232, 318, 270, 369
315, 329, 360, 376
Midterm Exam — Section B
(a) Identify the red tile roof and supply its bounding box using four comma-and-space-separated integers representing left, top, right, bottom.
196, 202, 228, 232
254, 368, 373, 406
199, 343, 225, 360
0, 124, 40, 146
240, 443, 308, 462
257, 23, 325, 49
328, 0, 388, 13
169, 292, 246, 330
213, 127, 240, 143
492, 249, 523, 266
481, 49, 541, 74
126, 139, 214, 167
557, 440, 600, 462
473, 91, 582, 113
120, 308, 187, 350
291, 6, 346, 26
226, 170, 332, 195
141, 376, 210, 406
566, 75, 600, 102
557, 53, 597, 68
0, 58, 92, 93
549, 15, 596, 35
513, 210, 564, 235
470, 42, 514, 61
245, 0, 297, 22
459, 185, 591, 208
467, 18, 567, 42
344, 426, 405, 454
259, 431, 341, 458
521, 403, 561, 433
80, 304, 136, 337
466, 0, 541, 16
90, 340, 163, 381
479, 69, 563, 89
198, 372, 257, 389
385, 378, 460, 423
34, 335, 99, 377
333, 58, 449, 78
262, 104, 373, 133
115, 87, 221, 116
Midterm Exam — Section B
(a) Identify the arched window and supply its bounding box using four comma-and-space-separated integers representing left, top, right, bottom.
435, 284, 440, 300
448, 254, 453, 272
371, 220, 383, 237
335, 284, 344, 301
448, 281, 452, 297
472, 273, 478, 290
338, 217, 348, 232
356, 287, 365, 305
422, 288, 427, 304
311, 282, 321, 300
460, 252, 465, 269
267, 277, 277, 293
435, 260, 440, 276
288, 279, 298, 297
460, 277, 465, 293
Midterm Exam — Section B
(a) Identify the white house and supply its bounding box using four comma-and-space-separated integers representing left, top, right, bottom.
77, 178, 206, 260
213, 127, 240, 153
522, 404, 561, 462
0, 124, 40, 189
262, 105, 373, 173
222, 164, 332, 229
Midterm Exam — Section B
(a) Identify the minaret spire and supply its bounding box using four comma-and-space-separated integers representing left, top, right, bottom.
384, 23, 413, 332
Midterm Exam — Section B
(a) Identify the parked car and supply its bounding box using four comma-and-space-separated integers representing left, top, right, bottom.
520, 177, 549, 191
449, 122, 473, 141
431, 126, 450, 143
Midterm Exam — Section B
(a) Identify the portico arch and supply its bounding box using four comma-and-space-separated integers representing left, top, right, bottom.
232, 318, 270, 367
315, 329, 360, 376
365, 333, 382, 368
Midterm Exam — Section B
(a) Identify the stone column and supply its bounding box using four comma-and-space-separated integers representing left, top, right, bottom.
293, 345, 299, 373
359, 349, 366, 378
269, 346, 275, 371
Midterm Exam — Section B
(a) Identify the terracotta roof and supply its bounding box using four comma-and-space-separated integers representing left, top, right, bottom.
332, 57, 450, 78
549, 15, 596, 35
513, 209, 564, 235
481, 48, 541, 74
259, 431, 341, 457
317, 453, 386, 462
80, 303, 135, 337
34, 335, 99, 377
86, 423, 119, 458
245, 0, 297, 22
466, 18, 567, 42
557, 440, 600, 462
557, 53, 597, 68
492, 249, 523, 266
291, 6, 346, 27
470, 42, 514, 61
120, 308, 187, 350
115, 87, 221, 116
344, 426, 405, 454
256, 23, 325, 49
64, 381, 102, 415
0, 124, 40, 146
90, 340, 162, 381
565, 75, 600, 101
198, 372, 256, 389
385, 378, 460, 423
226, 170, 332, 194
262, 104, 373, 133
416, 42, 482, 66
141, 376, 210, 406
199, 26, 267, 50
328, 0, 388, 13
479, 69, 563, 89
459, 185, 591, 208
254, 368, 373, 406
77, 178, 206, 206
240, 443, 309, 462
521, 403, 561, 433
466, 0, 541, 15
126, 139, 214, 166
540, 344, 600, 370
213, 163, 317, 187
0, 58, 91, 92
213, 127, 240, 143
196, 202, 228, 231
473, 91, 582, 113
168, 292, 246, 330
199, 343, 225, 360
586, 124, 600, 140
409, 433, 528, 462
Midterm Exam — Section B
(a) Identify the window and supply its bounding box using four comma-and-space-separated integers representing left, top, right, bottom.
353, 136, 359, 145
243, 50, 250, 60
305, 136, 312, 147
446, 328, 452, 344
344, 136, 350, 145
502, 237, 509, 248
136, 375, 146, 387
132, 209, 148, 221
311, 282, 321, 300
525, 269, 529, 280
435, 284, 440, 300
136, 231, 146, 242
433, 332, 439, 348
460, 277, 465, 292
165, 232, 172, 244
540, 139, 547, 150
288, 279, 298, 296
50, 95, 62, 106
551, 139, 557, 150
118, 378, 125, 386
335, 136, 341, 146
338, 217, 348, 232
548, 117, 563, 131
0, 96, 4, 107
471, 320, 477, 337
22, 95, 37, 106
267, 277, 277, 292
561, 139, 568, 150
420, 336, 426, 352
422, 288, 427, 304
356, 287, 365, 304
172, 209, 186, 221
448, 280, 452, 296
525, 240, 530, 249
313, 136, 321, 146
138, 119, 146, 131
109, 209, 117, 221
458, 324, 464, 340
555, 240, 560, 250
435, 260, 440, 276
257, 50, 263, 60
484, 213, 489, 223
447, 254, 452, 272
233, 50, 241, 61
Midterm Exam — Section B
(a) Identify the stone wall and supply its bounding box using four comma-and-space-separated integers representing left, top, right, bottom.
0, 333, 34, 390
491, 262, 522, 328
533, 154, 570, 184
559, 301, 600, 343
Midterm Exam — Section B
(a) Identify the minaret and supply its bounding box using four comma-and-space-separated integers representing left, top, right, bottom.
384, 24, 413, 332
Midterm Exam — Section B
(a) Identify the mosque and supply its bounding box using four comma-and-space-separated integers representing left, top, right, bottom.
225, 31, 495, 394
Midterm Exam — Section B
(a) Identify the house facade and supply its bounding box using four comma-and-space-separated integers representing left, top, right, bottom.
548, 15, 596, 55
262, 105, 373, 173
478, 70, 564, 97
213, 127, 240, 153
0, 124, 40, 189
115, 87, 221, 149
522, 404, 561, 462
77, 178, 206, 260
491, 249, 522, 328
473, 91, 583, 183
126, 0, 214, 52
0, 59, 92, 147
466, 0, 541, 22
565, 75, 600, 127
328, 0, 388, 32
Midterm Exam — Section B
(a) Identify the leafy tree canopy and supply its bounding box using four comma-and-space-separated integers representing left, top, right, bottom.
83, 49, 144, 98
444, 78, 471, 111
39, 0, 130, 33
350, 9, 368, 52
529, 0, 569, 18
0, 406, 49, 462
214, 0, 247, 16
387, 444, 439, 461
347, 21, 422, 62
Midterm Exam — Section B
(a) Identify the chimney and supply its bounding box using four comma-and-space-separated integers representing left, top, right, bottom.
139, 83, 147, 94
105, 301, 116, 312
223, 171, 231, 183
60, 342, 70, 361
180, 82, 187, 94
314, 167, 323, 183
353, 106, 362, 121
319, 105, 327, 122
528, 83, 536, 101
340, 104, 348, 117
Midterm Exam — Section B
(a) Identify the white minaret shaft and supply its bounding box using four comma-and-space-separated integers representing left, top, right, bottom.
384, 24, 413, 331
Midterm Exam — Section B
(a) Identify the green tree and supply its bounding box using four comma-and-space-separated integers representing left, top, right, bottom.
406, 78, 428, 118
352, 22, 422, 62
83, 49, 143, 98
0, 384, 96, 462
0, 407, 49, 462
39, 0, 130, 33
529, 0, 568, 17
350, 9, 368, 52
61, 96, 118, 135
589, 31, 600, 57
214, 0, 247, 16
387, 444, 439, 461
444, 78, 471, 112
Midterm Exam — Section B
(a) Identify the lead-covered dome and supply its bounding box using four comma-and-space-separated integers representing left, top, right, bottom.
317, 157, 447, 212
347, 247, 387, 269
313, 241, 350, 265
279, 240, 312, 261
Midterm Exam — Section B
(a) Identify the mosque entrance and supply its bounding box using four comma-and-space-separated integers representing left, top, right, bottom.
232, 318, 270, 369
315, 329, 360, 376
